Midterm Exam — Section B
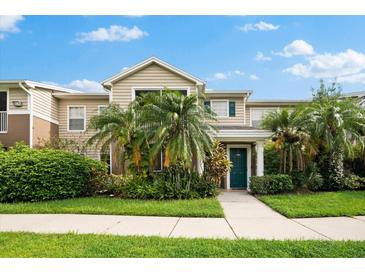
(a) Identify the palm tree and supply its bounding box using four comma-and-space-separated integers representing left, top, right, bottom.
261, 108, 314, 173
86, 103, 135, 175
302, 86, 365, 189
135, 91, 217, 169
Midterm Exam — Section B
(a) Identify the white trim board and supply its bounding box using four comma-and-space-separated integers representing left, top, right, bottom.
226, 144, 251, 190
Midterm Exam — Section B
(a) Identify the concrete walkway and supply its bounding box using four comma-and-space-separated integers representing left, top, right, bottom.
219, 191, 365, 240
1, 192, 365, 240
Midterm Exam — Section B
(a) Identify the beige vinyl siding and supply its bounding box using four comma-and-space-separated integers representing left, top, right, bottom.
31, 88, 59, 122
246, 104, 294, 127
112, 63, 197, 109
205, 96, 247, 126
9, 88, 28, 110
58, 99, 109, 159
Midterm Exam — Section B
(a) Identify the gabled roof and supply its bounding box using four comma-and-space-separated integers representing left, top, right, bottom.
52, 92, 109, 99
0, 80, 83, 94
101, 57, 205, 86
25, 81, 83, 93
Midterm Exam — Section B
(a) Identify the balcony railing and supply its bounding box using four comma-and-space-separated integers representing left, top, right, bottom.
0, 111, 7, 133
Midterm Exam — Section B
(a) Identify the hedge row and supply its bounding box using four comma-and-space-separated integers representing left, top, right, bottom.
0, 144, 107, 202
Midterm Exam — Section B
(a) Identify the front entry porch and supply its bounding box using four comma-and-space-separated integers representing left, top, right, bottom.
214, 126, 270, 190
219, 140, 266, 190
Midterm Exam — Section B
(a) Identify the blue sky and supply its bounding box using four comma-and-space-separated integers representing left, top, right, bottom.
1, 16, 365, 99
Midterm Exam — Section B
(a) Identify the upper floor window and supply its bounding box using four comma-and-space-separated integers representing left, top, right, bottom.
205, 100, 236, 117
0, 91, 7, 133
0, 91, 7, 111
68, 106, 86, 132
134, 88, 188, 100
251, 108, 277, 128
211, 100, 228, 117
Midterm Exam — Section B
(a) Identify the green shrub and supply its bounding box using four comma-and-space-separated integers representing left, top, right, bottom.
344, 175, 365, 190
250, 174, 294, 195
289, 170, 307, 187
264, 143, 281, 174
306, 171, 324, 192
0, 143, 108, 202
104, 163, 217, 200
203, 140, 231, 186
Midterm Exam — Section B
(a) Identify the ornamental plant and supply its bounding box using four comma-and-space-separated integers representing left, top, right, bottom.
203, 140, 231, 186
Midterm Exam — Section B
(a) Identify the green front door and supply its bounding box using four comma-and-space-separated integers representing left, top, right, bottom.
229, 147, 247, 188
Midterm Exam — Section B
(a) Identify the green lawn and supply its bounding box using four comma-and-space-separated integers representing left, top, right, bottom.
0, 197, 223, 218
0, 232, 364, 258
259, 191, 365, 218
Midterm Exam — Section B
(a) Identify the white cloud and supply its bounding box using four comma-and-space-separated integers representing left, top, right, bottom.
213, 72, 228, 80
238, 21, 279, 32
208, 70, 245, 81
43, 79, 104, 92
274, 40, 315, 57
75, 25, 148, 43
233, 70, 245, 76
255, 51, 272, 62
65, 79, 104, 92
249, 74, 259, 80
0, 15, 24, 40
337, 73, 365, 84
284, 49, 365, 80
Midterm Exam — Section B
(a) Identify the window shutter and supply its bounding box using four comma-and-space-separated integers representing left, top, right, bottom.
204, 101, 211, 109
229, 101, 236, 117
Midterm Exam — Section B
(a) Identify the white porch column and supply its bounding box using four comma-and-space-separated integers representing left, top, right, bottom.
256, 141, 265, 176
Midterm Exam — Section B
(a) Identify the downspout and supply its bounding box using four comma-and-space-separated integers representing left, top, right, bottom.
19, 82, 33, 148
104, 82, 114, 174
243, 95, 247, 126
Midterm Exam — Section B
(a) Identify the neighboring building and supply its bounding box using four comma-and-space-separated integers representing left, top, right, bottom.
0, 57, 308, 189
341, 91, 365, 107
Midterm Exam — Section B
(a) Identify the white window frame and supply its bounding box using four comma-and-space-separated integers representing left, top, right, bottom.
210, 99, 229, 118
250, 107, 279, 127
0, 90, 9, 134
67, 105, 86, 132
226, 144, 251, 190
131, 86, 190, 101
98, 149, 112, 174
98, 105, 108, 114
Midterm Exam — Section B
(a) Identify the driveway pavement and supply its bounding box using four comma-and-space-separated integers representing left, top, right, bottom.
1, 191, 365, 240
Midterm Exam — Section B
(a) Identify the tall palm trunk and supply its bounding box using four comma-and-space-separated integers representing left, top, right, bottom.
279, 150, 284, 173
283, 149, 287, 174
289, 145, 293, 173
111, 142, 123, 175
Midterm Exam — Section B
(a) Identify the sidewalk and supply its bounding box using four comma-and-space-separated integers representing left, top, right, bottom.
0, 192, 365, 240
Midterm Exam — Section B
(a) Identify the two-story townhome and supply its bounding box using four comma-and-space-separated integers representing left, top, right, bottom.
0, 57, 306, 189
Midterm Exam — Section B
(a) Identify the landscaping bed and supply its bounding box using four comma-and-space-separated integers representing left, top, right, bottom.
258, 191, 365, 218
0, 197, 224, 218
0, 232, 364, 258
